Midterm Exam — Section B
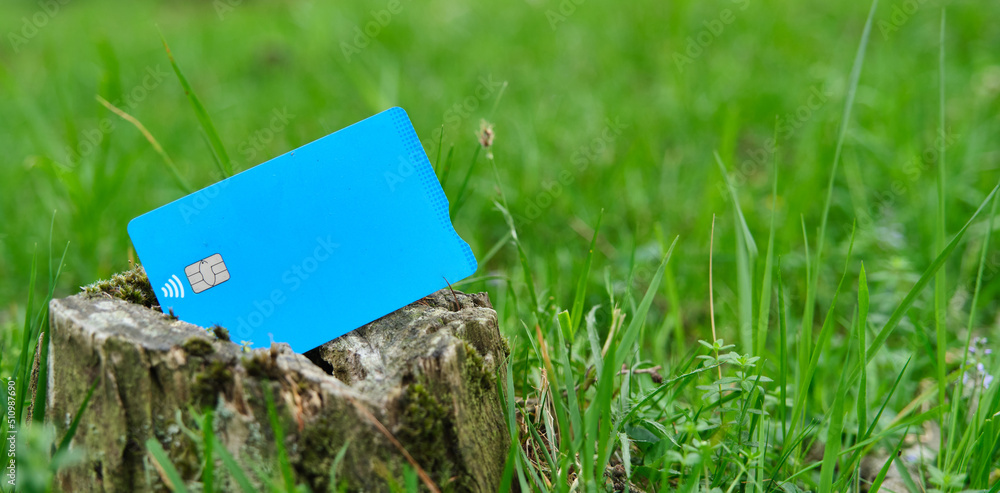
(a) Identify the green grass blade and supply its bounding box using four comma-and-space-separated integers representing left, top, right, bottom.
570, 209, 603, 336
584, 237, 676, 485
147, 438, 191, 493
263, 384, 296, 492
451, 145, 481, 217
769, 422, 820, 486
57, 377, 99, 454
789, 222, 856, 437
835, 355, 910, 492
517, 446, 550, 493
755, 128, 779, 357
585, 305, 604, 376
867, 182, 1000, 363
14, 250, 38, 424
213, 437, 257, 493
160, 31, 234, 178
868, 430, 908, 493
798, 215, 812, 387
933, 10, 949, 465
47, 240, 70, 301
966, 397, 1000, 486
820, 422, 850, 491
46, 211, 56, 289
599, 238, 678, 470
498, 359, 519, 493
665, 261, 683, 358
755, 419, 768, 492
96, 95, 194, 193
432, 124, 444, 172
715, 151, 757, 352
32, 236, 68, 425
490, 157, 541, 320
857, 263, 869, 443
556, 310, 583, 446
623, 242, 639, 311
713, 151, 759, 256
619, 360, 715, 425
517, 402, 557, 476
438, 145, 455, 189
679, 457, 703, 493
477, 231, 512, 269
819, 320, 855, 492
951, 191, 999, 472
805, 0, 879, 346
862, 356, 913, 439
612, 236, 678, 372
777, 256, 788, 438
893, 453, 921, 493
540, 315, 573, 468
404, 466, 419, 493
202, 409, 215, 493
840, 407, 933, 458
329, 440, 351, 493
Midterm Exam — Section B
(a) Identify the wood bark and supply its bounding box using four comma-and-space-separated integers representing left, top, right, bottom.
46, 286, 509, 492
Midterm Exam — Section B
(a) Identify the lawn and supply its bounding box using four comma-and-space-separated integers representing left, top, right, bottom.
2, 0, 1000, 491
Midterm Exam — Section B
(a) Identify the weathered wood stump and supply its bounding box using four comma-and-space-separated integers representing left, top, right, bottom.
46, 269, 510, 492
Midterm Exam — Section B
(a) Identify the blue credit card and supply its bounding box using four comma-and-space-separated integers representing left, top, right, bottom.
127, 107, 477, 352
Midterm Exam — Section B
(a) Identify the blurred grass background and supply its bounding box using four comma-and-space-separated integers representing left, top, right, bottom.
2, 0, 998, 340
3, 0, 1000, 489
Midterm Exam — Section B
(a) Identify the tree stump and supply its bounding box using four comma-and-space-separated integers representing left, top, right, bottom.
46, 269, 510, 492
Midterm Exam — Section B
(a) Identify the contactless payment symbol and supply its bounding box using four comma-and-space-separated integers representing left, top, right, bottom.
184, 253, 231, 294
160, 274, 186, 299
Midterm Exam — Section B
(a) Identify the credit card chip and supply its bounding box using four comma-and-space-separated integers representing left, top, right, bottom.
185, 253, 230, 293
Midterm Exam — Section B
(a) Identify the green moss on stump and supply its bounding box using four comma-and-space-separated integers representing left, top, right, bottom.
401, 384, 449, 442
397, 383, 467, 492
82, 264, 158, 308
462, 342, 492, 394
182, 337, 215, 357
192, 360, 233, 408
296, 411, 354, 491
243, 352, 284, 380
211, 325, 230, 342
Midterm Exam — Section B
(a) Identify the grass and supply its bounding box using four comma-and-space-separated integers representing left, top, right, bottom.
2, 0, 1000, 491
